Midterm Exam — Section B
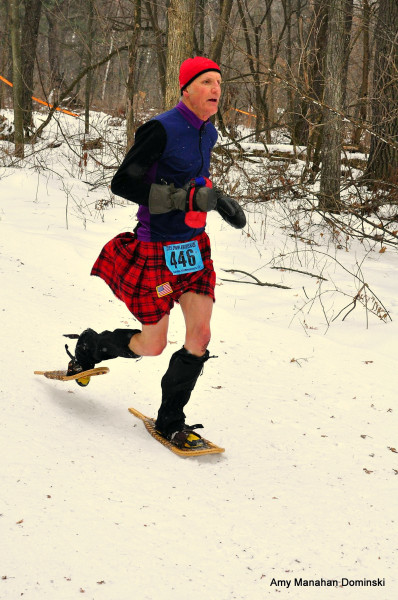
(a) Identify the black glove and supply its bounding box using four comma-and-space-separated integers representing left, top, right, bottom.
148, 177, 217, 214
215, 189, 246, 229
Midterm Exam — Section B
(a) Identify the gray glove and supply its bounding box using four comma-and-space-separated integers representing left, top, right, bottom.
149, 181, 217, 215
215, 188, 246, 229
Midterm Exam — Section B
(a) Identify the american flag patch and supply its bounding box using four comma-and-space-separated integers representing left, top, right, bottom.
156, 282, 173, 298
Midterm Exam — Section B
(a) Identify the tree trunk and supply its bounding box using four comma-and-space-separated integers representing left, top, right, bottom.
352, 0, 370, 148
10, 0, 24, 157
126, 0, 142, 148
45, 6, 63, 104
0, 3, 11, 110
209, 0, 233, 64
293, 0, 328, 148
341, 0, 353, 110
102, 2, 121, 102
236, 0, 268, 141
283, 0, 294, 143
264, 0, 274, 142
144, 0, 166, 100
84, 0, 95, 135
364, 0, 398, 185
319, 0, 346, 210
21, 0, 42, 132
164, 0, 195, 110
196, 0, 205, 55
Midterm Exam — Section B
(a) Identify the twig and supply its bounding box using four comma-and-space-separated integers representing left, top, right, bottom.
271, 266, 327, 281
221, 269, 291, 289
88, 154, 118, 169
332, 283, 391, 324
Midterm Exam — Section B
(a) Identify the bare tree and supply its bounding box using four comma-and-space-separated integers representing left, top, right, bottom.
319, 0, 347, 210
126, 0, 142, 147
43, 1, 64, 104
164, 0, 195, 110
236, 0, 274, 141
10, 0, 24, 157
21, 0, 42, 132
352, 0, 371, 148
364, 0, 398, 187
341, 0, 353, 109
209, 0, 234, 64
292, 0, 328, 151
195, 0, 205, 55
84, 0, 95, 135
144, 0, 166, 100
0, 2, 10, 110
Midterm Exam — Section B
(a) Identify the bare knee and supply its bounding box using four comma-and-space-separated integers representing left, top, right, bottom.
147, 338, 167, 356
185, 325, 211, 356
129, 332, 167, 357
199, 327, 211, 350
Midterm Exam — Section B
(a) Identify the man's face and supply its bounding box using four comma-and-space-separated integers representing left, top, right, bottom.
182, 72, 222, 121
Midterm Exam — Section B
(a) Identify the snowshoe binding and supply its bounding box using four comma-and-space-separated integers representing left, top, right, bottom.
65, 341, 94, 387
128, 407, 225, 457
166, 424, 205, 449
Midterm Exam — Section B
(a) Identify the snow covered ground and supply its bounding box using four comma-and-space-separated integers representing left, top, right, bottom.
1, 111, 397, 599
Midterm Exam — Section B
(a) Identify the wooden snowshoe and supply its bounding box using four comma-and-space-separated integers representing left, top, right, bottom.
34, 366, 109, 386
129, 407, 225, 457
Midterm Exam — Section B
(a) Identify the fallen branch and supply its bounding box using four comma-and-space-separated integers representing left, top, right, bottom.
271, 266, 327, 281
221, 269, 291, 289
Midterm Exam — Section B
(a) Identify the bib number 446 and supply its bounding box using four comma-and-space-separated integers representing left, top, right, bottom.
164, 240, 204, 275
170, 248, 196, 269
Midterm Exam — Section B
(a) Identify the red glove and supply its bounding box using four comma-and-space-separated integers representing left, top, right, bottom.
185, 177, 213, 228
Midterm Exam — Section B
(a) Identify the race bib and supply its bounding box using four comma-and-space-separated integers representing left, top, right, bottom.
164, 240, 204, 275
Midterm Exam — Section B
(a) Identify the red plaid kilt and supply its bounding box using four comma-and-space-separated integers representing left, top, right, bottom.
91, 231, 216, 325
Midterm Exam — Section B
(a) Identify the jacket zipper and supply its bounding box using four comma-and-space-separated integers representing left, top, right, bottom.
196, 124, 205, 177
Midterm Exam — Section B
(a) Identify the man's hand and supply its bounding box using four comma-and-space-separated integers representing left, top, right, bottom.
215, 189, 246, 229
149, 178, 217, 214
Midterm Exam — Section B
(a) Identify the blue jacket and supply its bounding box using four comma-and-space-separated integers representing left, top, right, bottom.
111, 102, 218, 242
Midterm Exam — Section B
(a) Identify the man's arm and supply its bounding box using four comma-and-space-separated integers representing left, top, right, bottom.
111, 120, 167, 205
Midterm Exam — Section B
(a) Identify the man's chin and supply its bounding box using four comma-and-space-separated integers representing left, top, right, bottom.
206, 102, 219, 115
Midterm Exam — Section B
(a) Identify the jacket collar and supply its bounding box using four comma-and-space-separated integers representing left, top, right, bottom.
176, 101, 205, 130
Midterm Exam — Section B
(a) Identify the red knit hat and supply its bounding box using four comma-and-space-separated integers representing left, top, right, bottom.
179, 57, 221, 91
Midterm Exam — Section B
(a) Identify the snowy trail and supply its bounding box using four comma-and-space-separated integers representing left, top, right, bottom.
1, 116, 397, 599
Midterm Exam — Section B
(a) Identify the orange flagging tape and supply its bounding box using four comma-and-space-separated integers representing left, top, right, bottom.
232, 107, 257, 118
0, 75, 79, 117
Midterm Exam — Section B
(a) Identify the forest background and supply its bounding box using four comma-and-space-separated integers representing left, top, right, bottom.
1, 0, 398, 244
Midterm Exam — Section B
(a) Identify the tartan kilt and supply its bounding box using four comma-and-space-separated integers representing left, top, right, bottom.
91, 231, 216, 325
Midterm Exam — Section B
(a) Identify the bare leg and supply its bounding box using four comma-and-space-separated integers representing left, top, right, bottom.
155, 293, 213, 436
128, 314, 169, 357
179, 292, 213, 356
